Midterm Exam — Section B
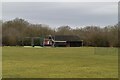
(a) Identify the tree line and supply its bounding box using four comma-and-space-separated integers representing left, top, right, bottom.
2, 18, 120, 47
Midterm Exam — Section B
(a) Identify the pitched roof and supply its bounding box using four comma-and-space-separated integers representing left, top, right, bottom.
52, 35, 80, 41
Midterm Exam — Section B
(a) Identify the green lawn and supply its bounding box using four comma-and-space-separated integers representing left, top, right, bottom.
2, 47, 118, 78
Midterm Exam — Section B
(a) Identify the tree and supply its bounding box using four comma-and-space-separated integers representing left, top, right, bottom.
56, 26, 74, 35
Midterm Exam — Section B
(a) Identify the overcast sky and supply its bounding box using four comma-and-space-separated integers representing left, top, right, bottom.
2, 2, 118, 28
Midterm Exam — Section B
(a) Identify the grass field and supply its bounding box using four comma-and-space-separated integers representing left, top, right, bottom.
2, 47, 118, 78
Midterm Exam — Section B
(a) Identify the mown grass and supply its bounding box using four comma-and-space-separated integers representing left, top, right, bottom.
0, 47, 2, 78
2, 47, 118, 78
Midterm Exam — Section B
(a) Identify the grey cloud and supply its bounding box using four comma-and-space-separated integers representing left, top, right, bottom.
2, 2, 118, 28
